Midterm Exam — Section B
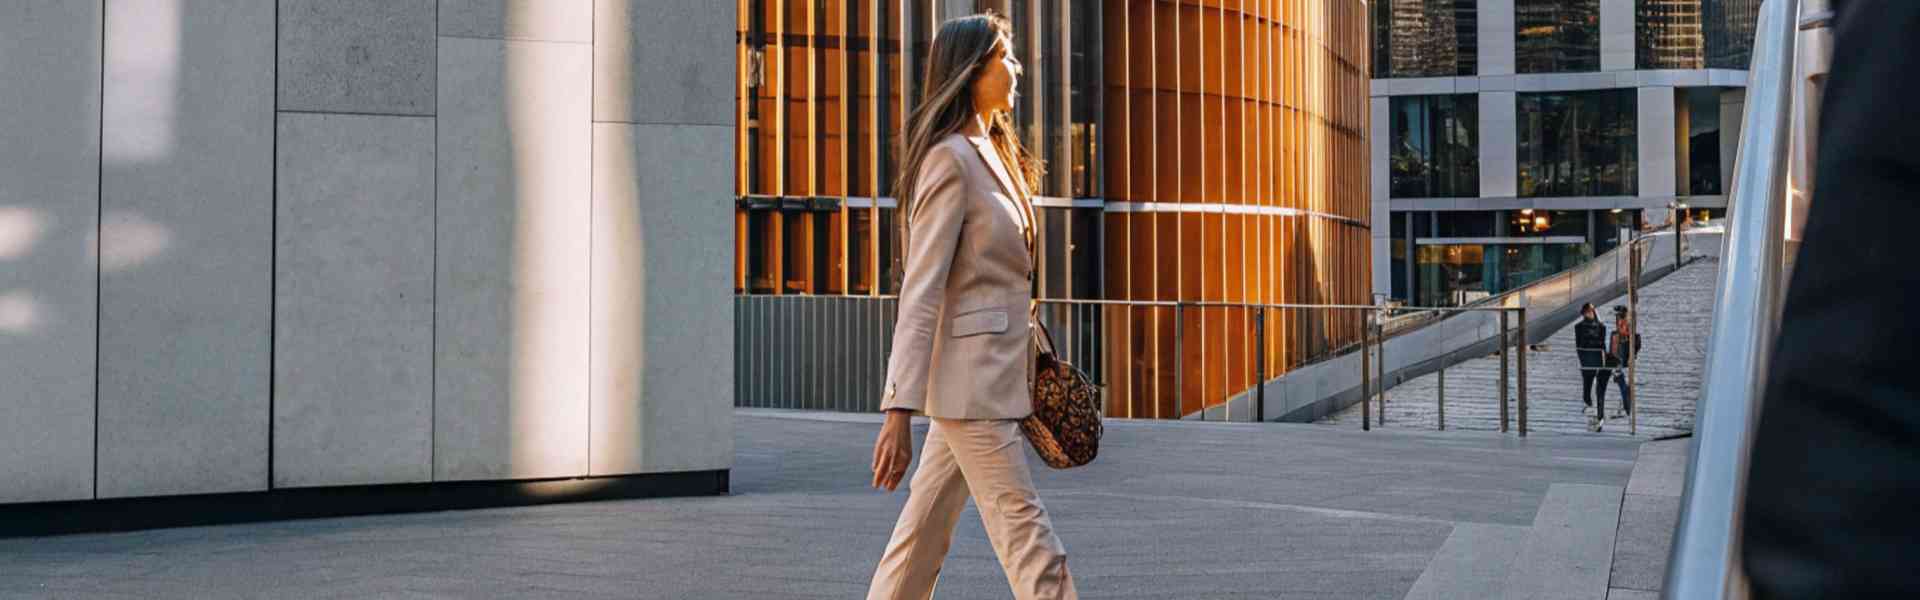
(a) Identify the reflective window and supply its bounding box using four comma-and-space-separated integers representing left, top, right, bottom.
1505, 209, 1588, 237
1390, 94, 1479, 198
1435, 210, 1495, 238
1681, 87, 1722, 195
1638, 0, 1763, 70
1705, 0, 1761, 69
1518, 89, 1637, 197
1515, 0, 1600, 73
1371, 0, 1477, 78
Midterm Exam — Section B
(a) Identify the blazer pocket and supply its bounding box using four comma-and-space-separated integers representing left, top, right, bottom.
949, 308, 1010, 338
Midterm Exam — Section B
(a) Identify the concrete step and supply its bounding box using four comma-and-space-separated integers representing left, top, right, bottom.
1404, 523, 1530, 600
1608, 439, 1691, 598
1502, 483, 1624, 600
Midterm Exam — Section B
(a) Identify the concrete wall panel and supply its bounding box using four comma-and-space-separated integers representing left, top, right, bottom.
1638, 86, 1678, 199
1478, 0, 1515, 76
279, 0, 436, 115
593, 0, 735, 125
434, 37, 592, 481
0, 1, 102, 504
440, 0, 591, 43
1480, 92, 1519, 198
1601, 0, 1635, 71
98, 0, 275, 498
590, 123, 734, 475
274, 113, 435, 488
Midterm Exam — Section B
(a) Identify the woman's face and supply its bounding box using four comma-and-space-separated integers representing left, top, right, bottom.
971, 34, 1020, 116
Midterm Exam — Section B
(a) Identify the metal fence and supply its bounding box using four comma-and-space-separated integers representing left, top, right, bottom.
734, 294, 1378, 420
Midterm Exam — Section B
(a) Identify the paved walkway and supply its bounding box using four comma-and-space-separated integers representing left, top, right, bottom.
1325, 256, 1718, 438
0, 410, 1643, 599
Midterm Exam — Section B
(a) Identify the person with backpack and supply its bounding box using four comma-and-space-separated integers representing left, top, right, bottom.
1607, 305, 1641, 420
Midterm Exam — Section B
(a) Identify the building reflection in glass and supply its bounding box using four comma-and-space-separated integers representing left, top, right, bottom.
1517, 89, 1637, 197
1515, 0, 1600, 73
1372, 0, 1477, 78
1389, 94, 1478, 198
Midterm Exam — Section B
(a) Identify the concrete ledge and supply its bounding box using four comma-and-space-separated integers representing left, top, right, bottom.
0, 469, 728, 538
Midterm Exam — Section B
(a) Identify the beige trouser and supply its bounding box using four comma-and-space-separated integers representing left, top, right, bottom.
867, 418, 1077, 600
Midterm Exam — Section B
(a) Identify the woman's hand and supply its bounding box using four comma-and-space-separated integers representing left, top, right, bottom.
871, 409, 914, 492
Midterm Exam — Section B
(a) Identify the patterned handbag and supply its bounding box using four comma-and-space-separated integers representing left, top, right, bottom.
1019, 314, 1103, 469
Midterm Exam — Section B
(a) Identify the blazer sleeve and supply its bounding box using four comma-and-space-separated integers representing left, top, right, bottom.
880, 146, 968, 413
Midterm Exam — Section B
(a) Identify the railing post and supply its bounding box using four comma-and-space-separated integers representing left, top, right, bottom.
1376, 313, 1387, 425
1499, 309, 1510, 433
1437, 364, 1446, 431
1360, 310, 1371, 431
1518, 307, 1529, 438
1174, 303, 1185, 421
1254, 308, 1267, 422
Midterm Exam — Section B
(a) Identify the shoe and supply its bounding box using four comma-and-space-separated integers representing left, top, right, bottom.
1587, 416, 1602, 432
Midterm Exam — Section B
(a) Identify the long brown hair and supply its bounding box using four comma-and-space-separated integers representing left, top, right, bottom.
894, 12, 1043, 241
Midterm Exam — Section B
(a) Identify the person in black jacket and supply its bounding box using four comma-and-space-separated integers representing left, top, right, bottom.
1742, 1, 1920, 595
1574, 303, 1609, 422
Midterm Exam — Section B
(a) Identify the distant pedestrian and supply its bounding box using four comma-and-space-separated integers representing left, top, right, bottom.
1575, 303, 1611, 430
1607, 306, 1640, 419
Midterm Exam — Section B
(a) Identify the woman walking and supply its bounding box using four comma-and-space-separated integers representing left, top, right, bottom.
865, 13, 1077, 600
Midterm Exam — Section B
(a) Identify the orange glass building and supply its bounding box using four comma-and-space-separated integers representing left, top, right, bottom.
735, 1, 1371, 419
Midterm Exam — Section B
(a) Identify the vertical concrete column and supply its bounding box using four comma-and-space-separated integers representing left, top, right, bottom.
98, 0, 275, 499
1480, 92, 1520, 199
590, 0, 736, 475
1370, 96, 1391, 296
1479, 0, 1516, 77
434, 1, 594, 481
1602, 0, 1636, 71
1638, 86, 1678, 203
0, 1, 101, 504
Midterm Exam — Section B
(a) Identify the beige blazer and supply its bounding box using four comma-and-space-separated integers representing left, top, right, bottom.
880, 133, 1037, 420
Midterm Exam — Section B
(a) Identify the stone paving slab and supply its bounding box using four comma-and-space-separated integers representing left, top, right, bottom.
0, 410, 1640, 599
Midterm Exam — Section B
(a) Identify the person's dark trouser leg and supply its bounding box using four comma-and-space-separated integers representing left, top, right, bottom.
1580, 369, 1598, 407
1612, 370, 1632, 414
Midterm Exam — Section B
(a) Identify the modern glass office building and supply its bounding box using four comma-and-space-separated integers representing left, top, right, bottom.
1370, 0, 1755, 307
734, 1, 1371, 418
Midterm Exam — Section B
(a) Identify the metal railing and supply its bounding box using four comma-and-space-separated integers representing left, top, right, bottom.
1665, 0, 1804, 597
734, 295, 1382, 421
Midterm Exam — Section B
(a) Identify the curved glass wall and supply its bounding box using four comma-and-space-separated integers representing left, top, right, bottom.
1514, 0, 1600, 73
1517, 89, 1637, 197
1389, 94, 1479, 198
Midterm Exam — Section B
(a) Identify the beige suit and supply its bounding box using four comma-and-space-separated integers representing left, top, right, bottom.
879, 134, 1036, 420
868, 134, 1077, 600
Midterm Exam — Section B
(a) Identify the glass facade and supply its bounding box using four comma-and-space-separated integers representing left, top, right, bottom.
1518, 89, 1637, 197
1389, 94, 1478, 198
1638, 0, 1763, 70
738, 1, 1376, 419
1371, 0, 1477, 78
1514, 0, 1600, 73
1415, 243, 1589, 306
733, 0, 1099, 296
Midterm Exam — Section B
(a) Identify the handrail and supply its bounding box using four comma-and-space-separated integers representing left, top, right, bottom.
1664, 0, 1799, 597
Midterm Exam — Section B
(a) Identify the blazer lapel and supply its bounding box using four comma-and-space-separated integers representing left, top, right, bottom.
964, 137, 1036, 255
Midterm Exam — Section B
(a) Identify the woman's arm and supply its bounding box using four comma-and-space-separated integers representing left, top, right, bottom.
879, 145, 968, 413
872, 145, 967, 492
